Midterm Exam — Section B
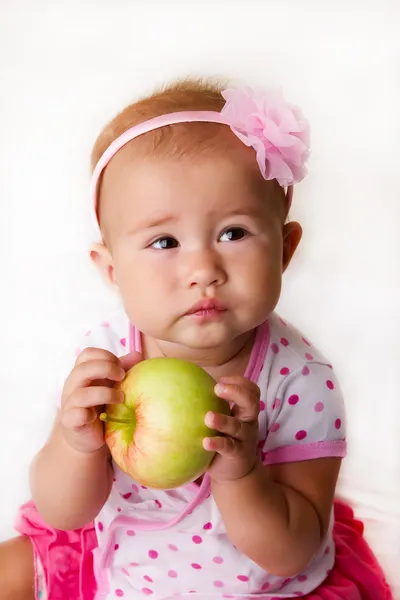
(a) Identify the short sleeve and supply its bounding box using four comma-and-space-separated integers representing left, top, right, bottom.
261, 361, 347, 465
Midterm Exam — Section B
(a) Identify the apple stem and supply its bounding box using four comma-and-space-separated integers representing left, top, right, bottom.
99, 413, 132, 424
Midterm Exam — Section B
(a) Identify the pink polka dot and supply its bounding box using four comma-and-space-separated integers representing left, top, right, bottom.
305, 352, 314, 360
85, 330, 91, 336
279, 317, 287, 326
280, 367, 290, 375
237, 575, 249, 582
271, 343, 279, 354
141, 485, 148, 489
120, 338, 127, 347
122, 492, 132, 500
282, 578, 292, 586
298, 575, 308, 582
261, 582, 271, 591
148, 550, 158, 559
272, 398, 281, 410
213, 581, 224, 588
168, 570, 178, 578
302, 337, 311, 346
271, 423, 280, 433
295, 593, 303, 597
328, 364, 333, 369
98, 522, 103, 532
302, 366, 310, 376
168, 544, 178, 551
259, 400, 266, 411
191, 563, 202, 569
335, 418, 342, 429
142, 588, 153, 595
121, 567, 130, 576
155, 500, 162, 509
213, 556, 224, 564
114, 544, 119, 551
132, 484, 139, 492
192, 535, 202, 544
324, 545, 330, 554
129, 562, 140, 567
144, 576, 153, 583
295, 430, 307, 441
257, 439, 264, 449
117, 508, 121, 513
126, 530, 136, 536
288, 394, 299, 405
113, 477, 117, 482
101, 321, 110, 327
314, 402, 324, 412
326, 380, 334, 390
116, 590, 124, 598
203, 522, 212, 530
280, 337, 289, 346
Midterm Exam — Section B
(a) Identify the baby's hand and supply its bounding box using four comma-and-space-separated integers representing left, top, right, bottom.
61, 348, 141, 453
204, 376, 260, 482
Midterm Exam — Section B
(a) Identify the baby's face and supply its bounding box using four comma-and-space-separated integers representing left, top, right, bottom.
93, 143, 300, 351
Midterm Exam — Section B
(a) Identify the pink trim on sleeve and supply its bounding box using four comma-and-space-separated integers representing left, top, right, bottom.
263, 439, 347, 465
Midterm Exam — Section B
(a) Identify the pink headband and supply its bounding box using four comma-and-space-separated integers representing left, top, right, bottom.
90, 86, 310, 237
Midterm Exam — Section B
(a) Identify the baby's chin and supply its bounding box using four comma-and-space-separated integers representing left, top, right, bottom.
165, 322, 246, 353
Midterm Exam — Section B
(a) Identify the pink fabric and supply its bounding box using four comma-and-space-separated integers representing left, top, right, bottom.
263, 439, 347, 465
15, 500, 392, 600
15, 500, 97, 600
90, 87, 310, 238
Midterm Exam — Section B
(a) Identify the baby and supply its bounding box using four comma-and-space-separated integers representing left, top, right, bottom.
0, 79, 392, 600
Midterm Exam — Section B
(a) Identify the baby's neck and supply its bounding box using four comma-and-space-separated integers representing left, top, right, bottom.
141, 330, 255, 380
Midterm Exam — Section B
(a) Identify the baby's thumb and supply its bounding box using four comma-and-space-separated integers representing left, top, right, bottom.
119, 351, 143, 371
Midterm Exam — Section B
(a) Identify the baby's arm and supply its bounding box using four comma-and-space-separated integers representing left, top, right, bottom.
212, 360, 346, 576
212, 456, 340, 577
29, 414, 113, 531
30, 347, 140, 531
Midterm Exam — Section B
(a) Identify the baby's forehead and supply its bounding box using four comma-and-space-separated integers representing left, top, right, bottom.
98, 148, 284, 240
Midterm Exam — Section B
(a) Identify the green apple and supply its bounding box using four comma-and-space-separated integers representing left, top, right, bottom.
100, 357, 230, 489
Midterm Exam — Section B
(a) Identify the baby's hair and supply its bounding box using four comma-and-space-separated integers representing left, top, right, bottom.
91, 77, 289, 233
91, 77, 230, 172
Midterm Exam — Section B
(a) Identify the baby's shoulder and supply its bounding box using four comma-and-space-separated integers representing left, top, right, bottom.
266, 313, 332, 373
75, 307, 131, 358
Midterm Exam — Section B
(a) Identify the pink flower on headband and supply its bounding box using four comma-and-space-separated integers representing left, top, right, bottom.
221, 87, 310, 186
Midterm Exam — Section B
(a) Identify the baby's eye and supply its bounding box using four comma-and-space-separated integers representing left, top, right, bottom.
150, 236, 179, 250
219, 227, 248, 242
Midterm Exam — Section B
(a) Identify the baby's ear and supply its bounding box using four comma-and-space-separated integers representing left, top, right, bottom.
282, 221, 302, 272
89, 243, 118, 290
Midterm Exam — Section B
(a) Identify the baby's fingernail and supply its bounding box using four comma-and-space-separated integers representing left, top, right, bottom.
205, 412, 214, 426
215, 384, 226, 395
117, 368, 126, 379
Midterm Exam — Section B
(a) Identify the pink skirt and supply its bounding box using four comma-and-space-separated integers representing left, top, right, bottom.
15, 500, 393, 600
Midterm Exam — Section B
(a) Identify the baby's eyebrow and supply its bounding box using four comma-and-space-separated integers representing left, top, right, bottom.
126, 215, 178, 236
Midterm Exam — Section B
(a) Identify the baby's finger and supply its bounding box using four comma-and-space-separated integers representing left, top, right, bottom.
61, 406, 98, 429
119, 351, 143, 371
75, 347, 120, 367
205, 412, 244, 440
203, 435, 238, 456
64, 386, 124, 410
63, 360, 126, 399
214, 381, 260, 422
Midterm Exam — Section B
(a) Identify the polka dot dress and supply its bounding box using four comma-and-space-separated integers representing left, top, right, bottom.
69, 310, 346, 599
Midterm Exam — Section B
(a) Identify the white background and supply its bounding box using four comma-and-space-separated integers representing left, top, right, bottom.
1, 0, 399, 595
